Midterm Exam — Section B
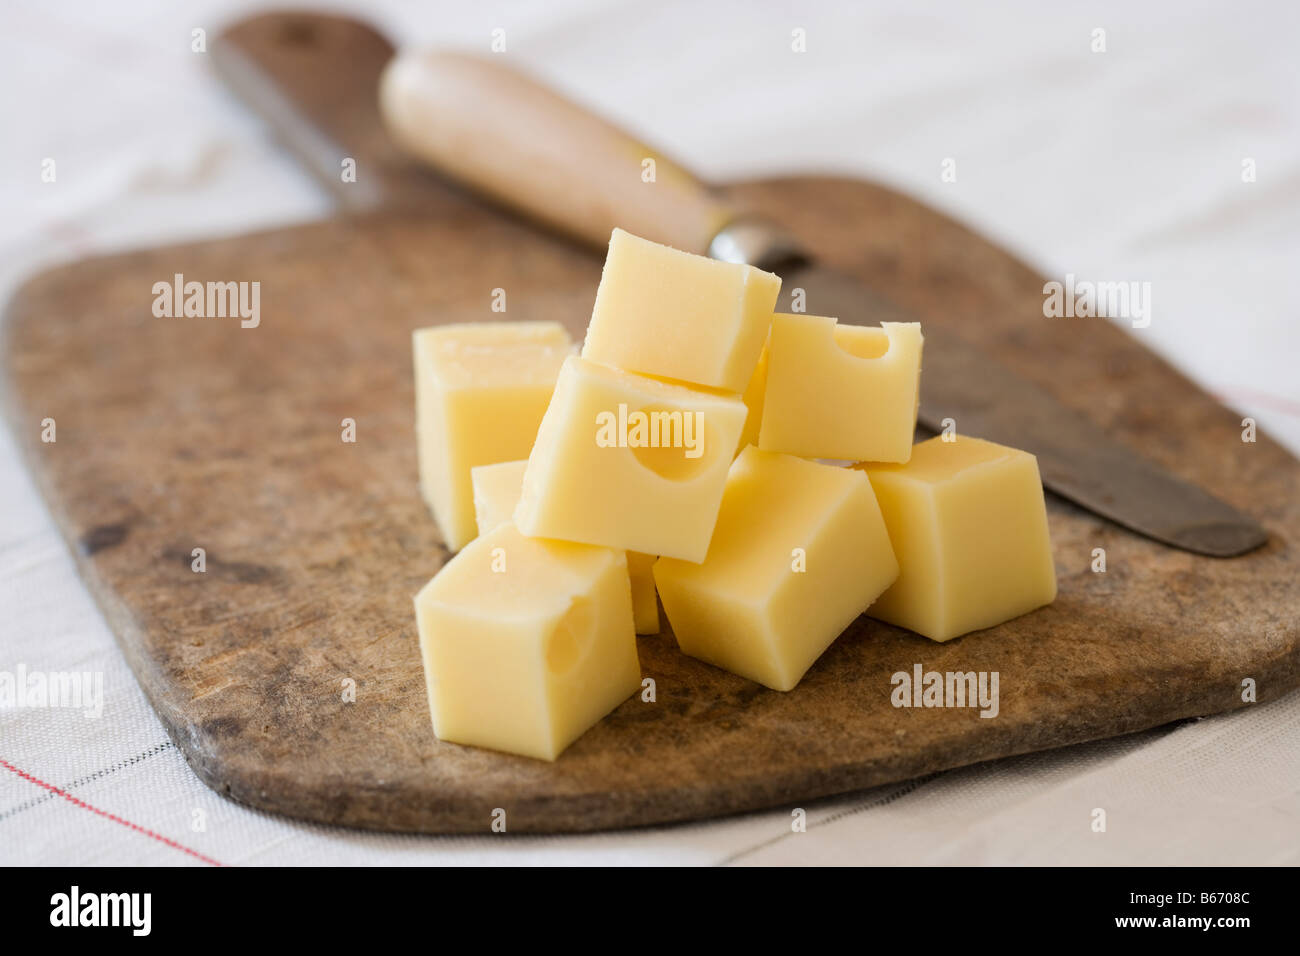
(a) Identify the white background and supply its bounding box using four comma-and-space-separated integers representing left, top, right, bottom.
1, 0, 1297, 865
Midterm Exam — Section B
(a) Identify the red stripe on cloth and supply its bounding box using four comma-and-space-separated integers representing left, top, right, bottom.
0, 756, 225, 866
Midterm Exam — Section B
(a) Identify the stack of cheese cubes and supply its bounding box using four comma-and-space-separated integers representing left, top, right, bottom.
413, 228, 1056, 761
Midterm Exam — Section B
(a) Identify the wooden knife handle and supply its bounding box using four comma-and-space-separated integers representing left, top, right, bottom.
380, 50, 740, 254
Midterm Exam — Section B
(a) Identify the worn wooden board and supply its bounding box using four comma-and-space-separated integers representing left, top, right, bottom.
2, 13, 1297, 833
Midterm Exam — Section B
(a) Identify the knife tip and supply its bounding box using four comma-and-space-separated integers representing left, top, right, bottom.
1174, 520, 1270, 558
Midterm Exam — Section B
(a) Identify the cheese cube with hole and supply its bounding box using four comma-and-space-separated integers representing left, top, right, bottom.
414, 322, 572, 551
472, 458, 661, 634
857, 435, 1056, 642
414, 521, 641, 761
581, 228, 781, 392
515, 355, 747, 562
759, 315, 922, 463
655, 447, 899, 691
735, 340, 769, 454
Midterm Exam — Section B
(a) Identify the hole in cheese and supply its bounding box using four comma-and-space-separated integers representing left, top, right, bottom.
627, 404, 715, 482
832, 325, 890, 360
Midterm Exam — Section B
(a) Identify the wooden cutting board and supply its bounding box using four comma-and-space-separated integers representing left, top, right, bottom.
3, 13, 1297, 834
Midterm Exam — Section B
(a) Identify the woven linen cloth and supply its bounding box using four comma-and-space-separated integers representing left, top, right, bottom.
2, 0, 1297, 865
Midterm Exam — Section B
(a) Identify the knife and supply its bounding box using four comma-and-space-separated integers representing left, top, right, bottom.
378, 51, 1267, 558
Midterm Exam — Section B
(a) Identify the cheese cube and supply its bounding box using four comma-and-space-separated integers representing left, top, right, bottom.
626, 552, 661, 635
858, 436, 1056, 642
581, 228, 781, 392
655, 447, 899, 692
759, 315, 923, 463
414, 322, 572, 552
515, 355, 747, 562
735, 341, 769, 454
472, 458, 661, 635
414, 522, 641, 761
471, 459, 529, 536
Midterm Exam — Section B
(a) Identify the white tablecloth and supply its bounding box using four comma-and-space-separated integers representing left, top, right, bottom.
2, 0, 1297, 866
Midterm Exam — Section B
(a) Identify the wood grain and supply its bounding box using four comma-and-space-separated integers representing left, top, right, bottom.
1, 13, 1296, 833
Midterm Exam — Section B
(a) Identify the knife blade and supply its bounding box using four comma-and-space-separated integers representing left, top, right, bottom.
378, 50, 1268, 558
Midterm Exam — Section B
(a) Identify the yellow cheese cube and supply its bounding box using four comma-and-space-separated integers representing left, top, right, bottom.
626, 551, 660, 635
735, 341, 769, 454
414, 522, 641, 761
655, 447, 899, 692
472, 458, 661, 635
515, 355, 747, 562
470, 459, 529, 536
858, 436, 1056, 642
759, 315, 923, 463
581, 228, 781, 392
414, 322, 572, 552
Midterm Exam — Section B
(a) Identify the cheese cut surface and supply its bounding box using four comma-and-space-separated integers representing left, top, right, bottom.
414, 521, 641, 761
759, 315, 923, 463
414, 322, 572, 551
655, 447, 899, 692
472, 458, 661, 634
581, 228, 781, 392
736, 341, 769, 455
515, 355, 746, 562
626, 552, 661, 635
858, 435, 1057, 642
471, 459, 529, 535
